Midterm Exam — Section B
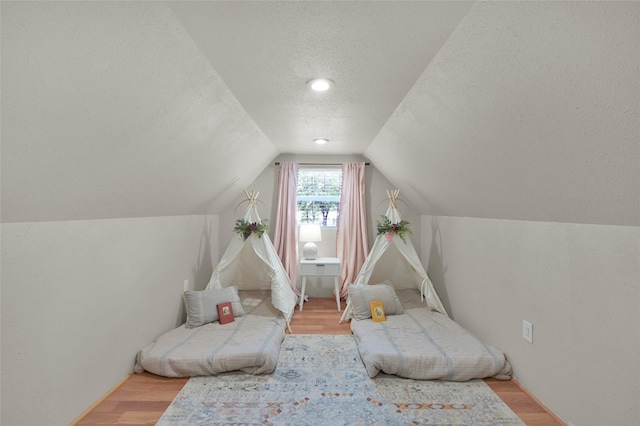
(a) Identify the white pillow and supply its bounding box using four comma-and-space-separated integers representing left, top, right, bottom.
183, 287, 246, 328
348, 282, 404, 321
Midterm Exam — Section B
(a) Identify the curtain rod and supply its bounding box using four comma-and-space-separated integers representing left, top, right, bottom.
274, 162, 370, 166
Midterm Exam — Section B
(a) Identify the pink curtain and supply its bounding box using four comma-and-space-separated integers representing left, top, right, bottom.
336, 162, 369, 298
273, 162, 300, 295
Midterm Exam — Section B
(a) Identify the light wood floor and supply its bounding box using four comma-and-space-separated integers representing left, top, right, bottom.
74, 298, 563, 425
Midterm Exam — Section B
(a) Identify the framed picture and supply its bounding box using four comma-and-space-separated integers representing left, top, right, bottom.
217, 301, 235, 324
370, 300, 386, 322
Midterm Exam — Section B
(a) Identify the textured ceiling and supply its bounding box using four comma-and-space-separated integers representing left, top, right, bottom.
168, 1, 473, 154
1, 1, 638, 225
366, 1, 640, 226
1, 1, 278, 222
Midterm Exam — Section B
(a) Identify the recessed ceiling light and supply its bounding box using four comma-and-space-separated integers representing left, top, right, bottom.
307, 78, 334, 92
313, 138, 329, 145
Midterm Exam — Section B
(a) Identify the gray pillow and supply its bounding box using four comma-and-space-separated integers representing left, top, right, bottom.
348, 282, 404, 321
183, 287, 246, 328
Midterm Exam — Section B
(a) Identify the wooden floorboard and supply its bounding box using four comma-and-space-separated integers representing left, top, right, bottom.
74, 297, 563, 425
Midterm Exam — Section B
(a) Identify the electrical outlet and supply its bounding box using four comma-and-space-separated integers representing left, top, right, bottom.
183, 279, 189, 291
522, 320, 533, 343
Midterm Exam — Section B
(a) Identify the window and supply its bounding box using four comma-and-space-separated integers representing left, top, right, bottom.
297, 167, 342, 226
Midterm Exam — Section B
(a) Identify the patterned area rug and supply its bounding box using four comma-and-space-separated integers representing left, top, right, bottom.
157, 334, 524, 425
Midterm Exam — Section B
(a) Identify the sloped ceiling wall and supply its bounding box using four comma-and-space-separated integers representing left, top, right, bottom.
1, 1, 276, 222
2, 1, 638, 226
367, 1, 639, 226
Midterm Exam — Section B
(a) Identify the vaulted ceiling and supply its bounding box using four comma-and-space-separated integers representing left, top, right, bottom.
2, 1, 638, 226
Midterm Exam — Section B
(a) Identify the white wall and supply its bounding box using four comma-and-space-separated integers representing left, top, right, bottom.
0, 214, 219, 426
422, 215, 640, 426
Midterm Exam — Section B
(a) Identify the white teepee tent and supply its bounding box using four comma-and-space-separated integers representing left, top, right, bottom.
206, 190, 297, 327
340, 190, 448, 322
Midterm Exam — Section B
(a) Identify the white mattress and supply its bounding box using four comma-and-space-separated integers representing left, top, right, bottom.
134, 290, 286, 377
351, 290, 512, 381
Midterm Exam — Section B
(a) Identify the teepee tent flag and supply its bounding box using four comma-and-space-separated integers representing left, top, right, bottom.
340, 190, 448, 323
207, 190, 297, 329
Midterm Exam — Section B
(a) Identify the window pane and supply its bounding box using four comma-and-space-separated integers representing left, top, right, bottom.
297, 168, 342, 226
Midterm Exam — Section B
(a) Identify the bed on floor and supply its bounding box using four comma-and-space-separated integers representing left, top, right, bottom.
134, 289, 287, 377
349, 287, 512, 381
